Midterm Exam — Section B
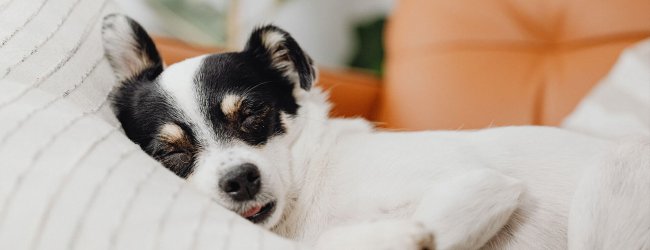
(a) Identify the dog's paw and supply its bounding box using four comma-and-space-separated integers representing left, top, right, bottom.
314, 219, 435, 250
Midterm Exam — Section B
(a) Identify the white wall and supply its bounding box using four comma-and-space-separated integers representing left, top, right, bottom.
114, 0, 169, 35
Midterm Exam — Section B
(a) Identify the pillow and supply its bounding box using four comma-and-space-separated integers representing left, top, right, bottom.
562, 38, 650, 139
0, 0, 120, 123
0, 0, 298, 249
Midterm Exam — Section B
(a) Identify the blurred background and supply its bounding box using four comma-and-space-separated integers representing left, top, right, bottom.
113, 0, 650, 131
115, 0, 393, 75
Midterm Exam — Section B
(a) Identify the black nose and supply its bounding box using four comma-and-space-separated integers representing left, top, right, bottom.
219, 163, 261, 201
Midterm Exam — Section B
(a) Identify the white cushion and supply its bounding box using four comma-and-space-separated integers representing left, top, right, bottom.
0, 0, 120, 122
563, 39, 650, 139
0, 0, 298, 249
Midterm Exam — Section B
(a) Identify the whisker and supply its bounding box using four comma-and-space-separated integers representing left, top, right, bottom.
241, 80, 273, 97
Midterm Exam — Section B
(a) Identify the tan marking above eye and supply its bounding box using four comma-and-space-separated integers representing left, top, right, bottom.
159, 123, 185, 142
158, 123, 195, 155
221, 94, 243, 118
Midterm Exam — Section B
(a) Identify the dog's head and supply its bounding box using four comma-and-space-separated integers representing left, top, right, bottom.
101, 14, 316, 228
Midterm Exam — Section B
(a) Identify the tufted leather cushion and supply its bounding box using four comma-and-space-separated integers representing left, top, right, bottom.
377, 0, 650, 130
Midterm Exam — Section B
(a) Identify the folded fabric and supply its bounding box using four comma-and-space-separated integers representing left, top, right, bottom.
563, 38, 650, 139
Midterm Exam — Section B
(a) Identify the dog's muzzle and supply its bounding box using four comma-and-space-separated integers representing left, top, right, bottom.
218, 163, 276, 223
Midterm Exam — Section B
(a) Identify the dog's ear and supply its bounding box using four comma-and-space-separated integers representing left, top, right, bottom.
243, 25, 316, 90
101, 14, 163, 83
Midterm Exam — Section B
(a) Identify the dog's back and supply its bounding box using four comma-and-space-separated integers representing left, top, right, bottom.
569, 138, 650, 250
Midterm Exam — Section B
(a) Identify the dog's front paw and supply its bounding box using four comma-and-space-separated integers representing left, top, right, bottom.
314, 219, 435, 250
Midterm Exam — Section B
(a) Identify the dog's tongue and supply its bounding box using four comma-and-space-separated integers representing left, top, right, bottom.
242, 205, 262, 218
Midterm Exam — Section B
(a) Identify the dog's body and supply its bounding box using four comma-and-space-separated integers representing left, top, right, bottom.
274, 116, 600, 248
252, 89, 627, 249
102, 14, 650, 249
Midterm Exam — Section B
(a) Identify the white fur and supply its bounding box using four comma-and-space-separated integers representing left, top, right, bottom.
413, 169, 523, 249
266, 85, 649, 249
102, 14, 153, 82
152, 55, 650, 249
314, 219, 434, 250
568, 139, 650, 249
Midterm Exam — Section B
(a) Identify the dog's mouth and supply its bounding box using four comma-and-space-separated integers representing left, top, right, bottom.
241, 201, 276, 223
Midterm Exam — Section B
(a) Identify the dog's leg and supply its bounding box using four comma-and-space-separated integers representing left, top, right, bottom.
413, 169, 524, 250
313, 219, 435, 250
568, 138, 650, 250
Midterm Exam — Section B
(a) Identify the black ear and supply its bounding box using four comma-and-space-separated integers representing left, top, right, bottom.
101, 14, 163, 83
244, 25, 316, 90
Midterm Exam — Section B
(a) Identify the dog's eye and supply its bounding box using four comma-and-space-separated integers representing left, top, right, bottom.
158, 150, 192, 165
154, 148, 194, 177
241, 101, 268, 117
161, 150, 187, 158
237, 100, 271, 133
153, 147, 188, 159
241, 115, 266, 132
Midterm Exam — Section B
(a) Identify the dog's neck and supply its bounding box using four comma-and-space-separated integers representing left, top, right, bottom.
288, 86, 375, 185
285, 87, 331, 186
273, 86, 374, 236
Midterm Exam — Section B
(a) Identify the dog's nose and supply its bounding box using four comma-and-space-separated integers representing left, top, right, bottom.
219, 163, 261, 201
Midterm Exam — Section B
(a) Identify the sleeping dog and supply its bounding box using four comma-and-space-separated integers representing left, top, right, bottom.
101, 14, 650, 249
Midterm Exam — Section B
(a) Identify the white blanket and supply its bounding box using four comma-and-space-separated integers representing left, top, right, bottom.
563, 39, 650, 138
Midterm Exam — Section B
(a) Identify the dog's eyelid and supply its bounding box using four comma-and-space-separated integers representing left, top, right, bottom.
152, 143, 192, 158
241, 100, 269, 115
161, 150, 189, 158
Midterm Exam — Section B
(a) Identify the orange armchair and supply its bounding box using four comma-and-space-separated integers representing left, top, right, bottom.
378, 0, 650, 130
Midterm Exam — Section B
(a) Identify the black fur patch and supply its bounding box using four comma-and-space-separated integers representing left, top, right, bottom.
111, 82, 199, 178
196, 52, 299, 146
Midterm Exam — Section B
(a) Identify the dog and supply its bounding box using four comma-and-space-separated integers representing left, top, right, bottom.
101, 14, 650, 249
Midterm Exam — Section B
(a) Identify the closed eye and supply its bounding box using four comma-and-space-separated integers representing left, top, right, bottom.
154, 148, 194, 178
241, 100, 269, 117
241, 115, 267, 132
160, 150, 188, 158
